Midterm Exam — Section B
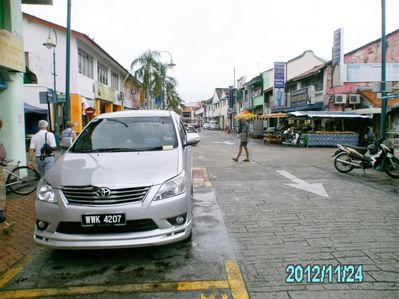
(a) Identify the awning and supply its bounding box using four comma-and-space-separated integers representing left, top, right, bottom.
24, 103, 47, 114
288, 111, 372, 119
351, 108, 381, 114
259, 113, 287, 119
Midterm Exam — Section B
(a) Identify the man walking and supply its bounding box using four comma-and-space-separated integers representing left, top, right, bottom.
233, 118, 250, 162
28, 120, 57, 176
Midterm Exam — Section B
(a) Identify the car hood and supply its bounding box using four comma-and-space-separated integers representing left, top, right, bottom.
46, 150, 180, 188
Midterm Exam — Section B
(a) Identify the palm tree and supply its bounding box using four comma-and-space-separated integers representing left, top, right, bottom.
153, 63, 181, 110
131, 50, 182, 110
130, 50, 161, 109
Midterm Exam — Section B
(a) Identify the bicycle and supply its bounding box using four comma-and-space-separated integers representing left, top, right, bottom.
1, 160, 40, 195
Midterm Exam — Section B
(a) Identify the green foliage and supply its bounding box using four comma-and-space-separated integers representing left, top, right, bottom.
131, 50, 182, 110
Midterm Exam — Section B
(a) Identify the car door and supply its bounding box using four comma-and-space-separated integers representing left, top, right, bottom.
178, 120, 192, 197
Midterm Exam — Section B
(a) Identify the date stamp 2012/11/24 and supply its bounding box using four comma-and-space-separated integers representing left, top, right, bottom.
285, 264, 364, 283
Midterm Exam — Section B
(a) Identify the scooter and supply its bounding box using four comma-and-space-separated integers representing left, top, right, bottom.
282, 128, 305, 147
332, 139, 399, 178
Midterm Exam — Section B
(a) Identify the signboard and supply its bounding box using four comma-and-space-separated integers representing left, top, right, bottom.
0, 29, 25, 72
47, 88, 55, 104
262, 70, 272, 91
290, 87, 309, 106
332, 28, 344, 87
346, 63, 399, 82
273, 88, 285, 108
274, 62, 285, 88
96, 82, 117, 102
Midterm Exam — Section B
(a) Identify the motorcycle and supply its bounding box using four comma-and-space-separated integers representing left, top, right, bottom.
282, 128, 306, 147
332, 139, 399, 178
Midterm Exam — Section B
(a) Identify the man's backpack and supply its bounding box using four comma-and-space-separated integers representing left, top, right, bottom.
40, 132, 53, 160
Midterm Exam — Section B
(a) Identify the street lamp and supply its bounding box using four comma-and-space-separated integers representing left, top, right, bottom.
159, 51, 176, 110
42, 28, 59, 137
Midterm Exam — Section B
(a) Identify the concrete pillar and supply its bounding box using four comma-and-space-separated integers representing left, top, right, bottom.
0, 72, 27, 166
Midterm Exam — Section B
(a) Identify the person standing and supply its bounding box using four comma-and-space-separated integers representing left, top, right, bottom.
28, 120, 56, 177
232, 118, 250, 162
60, 121, 77, 154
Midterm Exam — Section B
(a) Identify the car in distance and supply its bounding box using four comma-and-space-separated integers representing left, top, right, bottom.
208, 120, 219, 130
34, 110, 199, 249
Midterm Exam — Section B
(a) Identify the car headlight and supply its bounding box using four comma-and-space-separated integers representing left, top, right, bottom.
36, 179, 57, 204
154, 171, 186, 201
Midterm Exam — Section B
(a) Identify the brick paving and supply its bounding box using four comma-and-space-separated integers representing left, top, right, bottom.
195, 130, 399, 298
0, 192, 36, 274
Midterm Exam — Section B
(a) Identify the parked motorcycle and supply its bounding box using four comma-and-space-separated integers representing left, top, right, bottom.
332, 139, 399, 178
282, 128, 306, 147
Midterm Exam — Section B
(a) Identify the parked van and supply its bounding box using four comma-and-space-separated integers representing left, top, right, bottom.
34, 110, 199, 249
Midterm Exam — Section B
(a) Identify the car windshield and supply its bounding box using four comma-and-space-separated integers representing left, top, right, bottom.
71, 116, 178, 153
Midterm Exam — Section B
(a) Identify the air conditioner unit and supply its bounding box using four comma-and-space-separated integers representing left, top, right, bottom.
335, 94, 347, 104
349, 94, 360, 104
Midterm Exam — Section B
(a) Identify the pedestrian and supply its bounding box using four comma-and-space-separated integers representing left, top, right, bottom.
232, 118, 250, 162
28, 120, 57, 177
0, 118, 7, 223
60, 121, 77, 154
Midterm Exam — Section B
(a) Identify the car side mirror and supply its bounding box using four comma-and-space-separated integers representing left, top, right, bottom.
186, 133, 200, 146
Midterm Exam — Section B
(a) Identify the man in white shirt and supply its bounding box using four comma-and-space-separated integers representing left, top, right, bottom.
28, 120, 57, 176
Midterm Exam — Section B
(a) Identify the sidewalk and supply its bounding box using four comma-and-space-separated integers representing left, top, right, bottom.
0, 192, 36, 275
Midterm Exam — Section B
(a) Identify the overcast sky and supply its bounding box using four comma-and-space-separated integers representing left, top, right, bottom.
22, 0, 399, 103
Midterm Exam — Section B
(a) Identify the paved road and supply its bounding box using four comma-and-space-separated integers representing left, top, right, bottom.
1, 129, 398, 298
193, 129, 399, 299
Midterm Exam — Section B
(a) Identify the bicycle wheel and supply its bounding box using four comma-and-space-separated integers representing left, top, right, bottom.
6, 166, 40, 195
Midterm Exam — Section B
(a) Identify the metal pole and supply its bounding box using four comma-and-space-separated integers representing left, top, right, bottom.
52, 46, 58, 136
65, 0, 72, 122
380, 0, 387, 140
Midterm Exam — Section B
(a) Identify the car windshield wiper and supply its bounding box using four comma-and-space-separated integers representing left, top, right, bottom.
106, 118, 128, 127
80, 147, 134, 152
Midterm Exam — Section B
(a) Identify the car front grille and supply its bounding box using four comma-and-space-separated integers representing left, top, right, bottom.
62, 186, 151, 205
56, 219, 158, 234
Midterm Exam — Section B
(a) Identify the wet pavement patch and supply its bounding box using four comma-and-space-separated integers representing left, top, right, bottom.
0, 176, 249, 298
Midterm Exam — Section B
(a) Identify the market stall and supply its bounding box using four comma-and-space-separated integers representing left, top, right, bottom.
287, 111, 372, 147
257, 113, 288, 143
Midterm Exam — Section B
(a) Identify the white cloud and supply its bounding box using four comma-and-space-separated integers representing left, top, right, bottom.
22, 0, 399, 103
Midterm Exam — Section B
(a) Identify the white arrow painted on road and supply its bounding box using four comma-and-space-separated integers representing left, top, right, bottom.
276, 170, 329, 198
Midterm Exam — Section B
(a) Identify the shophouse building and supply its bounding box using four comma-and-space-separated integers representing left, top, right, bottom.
204, 88, 229, 130
326, 28, 399, 142
1, 1, 55, 165
22, 13, 142, 136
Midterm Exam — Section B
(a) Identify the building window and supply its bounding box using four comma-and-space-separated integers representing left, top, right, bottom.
78, 48, 93, 78
97, 62, 108, 85
111, 71, 119, 89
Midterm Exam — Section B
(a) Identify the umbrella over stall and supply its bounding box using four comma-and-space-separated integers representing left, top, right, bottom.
234, 109, 257, 120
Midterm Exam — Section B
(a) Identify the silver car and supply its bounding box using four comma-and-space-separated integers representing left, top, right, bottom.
34, 110, 199, 249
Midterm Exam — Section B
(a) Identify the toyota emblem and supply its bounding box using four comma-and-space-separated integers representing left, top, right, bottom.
96, 187, 111, 198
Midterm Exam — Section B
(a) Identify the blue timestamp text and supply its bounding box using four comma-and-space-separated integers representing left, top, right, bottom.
285, 264, 364, 283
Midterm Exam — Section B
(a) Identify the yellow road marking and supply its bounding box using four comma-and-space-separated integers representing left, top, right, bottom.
224, 260, 249, 299
0, 267, 23, 289
0, 280, 229, 298
200, 293, 229, 299
202, 167, 212, 187
192, 167, 212, 187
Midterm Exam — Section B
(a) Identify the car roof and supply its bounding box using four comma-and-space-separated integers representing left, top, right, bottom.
96, 110, 175, 119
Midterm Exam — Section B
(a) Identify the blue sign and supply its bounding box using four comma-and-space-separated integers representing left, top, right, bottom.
47, 88, 55, 104
274, 62, 285, 88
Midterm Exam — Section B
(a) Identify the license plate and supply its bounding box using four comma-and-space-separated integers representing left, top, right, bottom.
81, 213, 126, 226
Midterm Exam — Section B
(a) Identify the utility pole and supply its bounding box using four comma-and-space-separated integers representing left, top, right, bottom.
380, 0, 387, 139
65, 0, 72, 123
